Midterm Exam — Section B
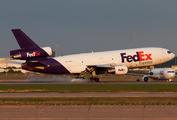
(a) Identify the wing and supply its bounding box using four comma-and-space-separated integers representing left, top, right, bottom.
85, 63, 117, 75
22, 61, 50, 70
88, 63, 117, 68
26, 61, 50, 67
127, 73, 160, 79
147, 75, 160, 79
127, 73, 144, 76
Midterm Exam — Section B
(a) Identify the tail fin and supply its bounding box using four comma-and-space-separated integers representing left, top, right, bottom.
10, 29, 53, 60
11, 29, 39, 49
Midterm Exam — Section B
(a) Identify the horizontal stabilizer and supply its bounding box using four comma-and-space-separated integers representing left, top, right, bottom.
5, 61, 23, 65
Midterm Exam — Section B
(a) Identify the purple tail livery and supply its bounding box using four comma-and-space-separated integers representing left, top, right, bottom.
10, 29, 69, 74
10, 29, 53, 60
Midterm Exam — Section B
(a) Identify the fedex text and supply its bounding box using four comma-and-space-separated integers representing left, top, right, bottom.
118, 68, 125, 71
26, 51, 40, 57
121, 51, 152, 63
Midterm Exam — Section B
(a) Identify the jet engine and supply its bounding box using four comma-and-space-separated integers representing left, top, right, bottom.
10, 47, 53, 60
142, 75, 149, 82
108, 65, 128, 75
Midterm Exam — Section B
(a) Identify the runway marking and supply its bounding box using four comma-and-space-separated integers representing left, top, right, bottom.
0, 118, 66, 120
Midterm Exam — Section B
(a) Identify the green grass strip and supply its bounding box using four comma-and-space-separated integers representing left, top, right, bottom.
0, 97, 176, 105
1, 84, 177, 92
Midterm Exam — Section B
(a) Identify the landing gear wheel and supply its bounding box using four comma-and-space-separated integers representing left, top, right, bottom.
94, 78, 99, 82
89, 77, 99, 82
74, 77, 85, 79
144, 77, 149, 82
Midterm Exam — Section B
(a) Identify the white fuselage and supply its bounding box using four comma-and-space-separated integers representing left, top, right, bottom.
150, 68, 176, 80
53, 47, 175, 74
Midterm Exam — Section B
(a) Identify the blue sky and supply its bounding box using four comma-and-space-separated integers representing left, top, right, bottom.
0, 0, 177, 57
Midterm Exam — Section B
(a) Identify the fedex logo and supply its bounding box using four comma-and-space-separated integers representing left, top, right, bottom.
160, 70, 164, 75
118, 68, 125, 71
26, 51, 40, 57
121, 51, 152, 63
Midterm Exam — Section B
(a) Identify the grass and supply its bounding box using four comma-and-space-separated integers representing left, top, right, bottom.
2, 84, 177, 92
0, 97, 177, 105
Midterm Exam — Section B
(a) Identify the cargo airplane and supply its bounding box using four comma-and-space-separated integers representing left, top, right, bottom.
9, 29, 175, 82
141, 68, 176, 82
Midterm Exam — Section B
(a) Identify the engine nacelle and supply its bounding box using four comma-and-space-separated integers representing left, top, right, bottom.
11, 47, 53, 60
142, 76, 149, 82
108, 65, 128, 75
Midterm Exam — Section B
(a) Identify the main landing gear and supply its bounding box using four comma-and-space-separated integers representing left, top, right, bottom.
74, 67, 100, 82
86, 67, 100, 82
90, 77, 99, 82
74, 76, 99, 82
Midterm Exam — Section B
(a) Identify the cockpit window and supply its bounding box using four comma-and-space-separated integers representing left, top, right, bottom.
167, 51, 172, 54
167, 71, 175, 73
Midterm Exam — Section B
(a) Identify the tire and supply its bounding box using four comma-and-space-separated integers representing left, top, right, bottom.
144, 77, 149, 82
94, 78, 99, 82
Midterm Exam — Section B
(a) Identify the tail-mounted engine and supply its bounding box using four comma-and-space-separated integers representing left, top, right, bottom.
10, 47, 53, 60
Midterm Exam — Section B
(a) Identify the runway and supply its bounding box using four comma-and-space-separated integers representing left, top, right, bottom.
0, 80, 177, 85
1, 105, 177, 120
0, 92, 177, 98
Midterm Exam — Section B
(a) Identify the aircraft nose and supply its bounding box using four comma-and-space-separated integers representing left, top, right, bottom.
172, 73, 176, 78
166, 50, 175, 60
171, 52, 175, 59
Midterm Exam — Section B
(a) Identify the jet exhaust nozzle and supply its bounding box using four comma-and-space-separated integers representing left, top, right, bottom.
12, 54, 21, 59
